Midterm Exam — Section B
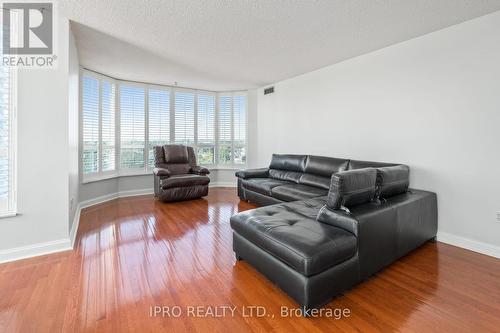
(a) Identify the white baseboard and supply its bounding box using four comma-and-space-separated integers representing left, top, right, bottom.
0, 238, 72, 264
80, 184, 235, 209
210, 182, 237, 187
437, 232, 500, 259
79, 188, 154, 209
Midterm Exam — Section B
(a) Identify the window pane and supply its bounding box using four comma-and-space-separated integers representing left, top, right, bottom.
120, 85, 145, 170
218, 95, 232, 146
234, 146, 246, 164
174, 91, 195, 144
197, 146, 214, 165
101, 81, 115, 172
197, 94, 215, 145
148, 89, 170, 167
82, 75, 99, 174
233, 95, 246, 145
218, 145, 231, 164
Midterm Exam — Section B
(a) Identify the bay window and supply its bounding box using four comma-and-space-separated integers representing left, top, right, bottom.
81, 70, 247, 182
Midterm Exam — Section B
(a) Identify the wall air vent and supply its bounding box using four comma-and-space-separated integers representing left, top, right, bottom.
264, 86, 274, 95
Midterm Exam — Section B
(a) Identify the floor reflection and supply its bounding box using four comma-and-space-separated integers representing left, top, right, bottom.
1, 188, 499, 333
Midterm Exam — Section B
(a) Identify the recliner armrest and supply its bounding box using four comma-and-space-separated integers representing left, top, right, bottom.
153, 167, 171, 178
235, 168, 269, 179
191, 166, 210, 175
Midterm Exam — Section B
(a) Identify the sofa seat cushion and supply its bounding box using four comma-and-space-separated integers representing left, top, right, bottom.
242, 178, 290, 196
161, 174, 210, 189
271, 184, 328, 202
230, 200, 357, 276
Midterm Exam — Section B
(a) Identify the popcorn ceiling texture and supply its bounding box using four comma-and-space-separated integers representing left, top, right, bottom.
60, 0, 500, 90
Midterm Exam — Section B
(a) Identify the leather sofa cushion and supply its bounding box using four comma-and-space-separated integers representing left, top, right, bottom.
376, 165, 409, 198
269, 154, 307, 172
164, 144, 189, 163
235, 168, 269, 179
242, 178, 290, 196
161, 174, 210, 189
271, 184, 328, 202
269, 169, 303, 183
230, 199, 357, 276
348, 159, 397, 170
327, 168, 377, 209
304, 155, 349, 176
299, 174, 330, 190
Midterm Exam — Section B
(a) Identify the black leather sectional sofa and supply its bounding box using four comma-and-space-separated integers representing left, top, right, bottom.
230, 154, 437, 313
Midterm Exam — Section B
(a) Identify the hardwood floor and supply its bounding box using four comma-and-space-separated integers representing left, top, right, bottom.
1, 188, 499, 332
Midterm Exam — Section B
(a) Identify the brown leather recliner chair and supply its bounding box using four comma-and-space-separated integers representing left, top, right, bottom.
153, 144, 210, 202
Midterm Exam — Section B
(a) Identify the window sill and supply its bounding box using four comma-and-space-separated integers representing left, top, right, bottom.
0, 211, 18, 219
82, 165, 247, 184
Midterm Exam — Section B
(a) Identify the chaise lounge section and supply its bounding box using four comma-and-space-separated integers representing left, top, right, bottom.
231, 154, 437, 313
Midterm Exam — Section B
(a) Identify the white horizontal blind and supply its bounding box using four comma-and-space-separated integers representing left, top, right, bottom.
81, 70, 248, 181
101, 81, 115, 172
0, 37, 15, 215
148, 89, 170, 167
233, 94, 247, 164
197, 93, 215, 164
218, 95, 232, 164
82, 75, 99, 174
174, 91, 195, 144
120, 85, 145, 170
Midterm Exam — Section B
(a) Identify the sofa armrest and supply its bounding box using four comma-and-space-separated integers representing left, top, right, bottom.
191, 166, 210, 175
153, 167, 171, 178
235, 168, 269, 179
317, 205, 359, 236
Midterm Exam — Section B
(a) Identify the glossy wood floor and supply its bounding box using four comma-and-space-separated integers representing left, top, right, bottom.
1, 188, 500, 332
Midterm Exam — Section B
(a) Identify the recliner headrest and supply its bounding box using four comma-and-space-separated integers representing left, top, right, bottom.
327, 168, 377, 210
163, 144, 189, 163
376, 165, 409, 198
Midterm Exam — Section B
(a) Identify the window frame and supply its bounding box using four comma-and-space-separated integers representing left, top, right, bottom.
146, 84, 171, 170
80, 70, 119, 182
196, 91, 217, 167
0, 64, 18, 218
80, 69, 247, 183
217, 92, 248, 166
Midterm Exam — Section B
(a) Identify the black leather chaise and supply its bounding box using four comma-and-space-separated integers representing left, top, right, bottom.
231, 154, 437, 314
153, 144, 210, 202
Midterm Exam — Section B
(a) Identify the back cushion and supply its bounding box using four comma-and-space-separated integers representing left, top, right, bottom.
269, 154, 307, 172
327, 168, 377, 209
154, 146, 166, 166
376, 165, 409, 198
269, 154, 307, 183
348, 159, 397, 170
167, 163, 191, 175
300, 156, 350, 189
304, 155, 350, 176
164, 145, 189, 163
299, 174, 330, 189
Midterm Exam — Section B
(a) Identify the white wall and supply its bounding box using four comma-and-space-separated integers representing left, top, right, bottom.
256, 12, 500, 253
68, 26, 80, 232
0, 18, 71, 257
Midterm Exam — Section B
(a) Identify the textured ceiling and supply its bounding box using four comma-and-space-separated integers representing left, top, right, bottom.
59, 0, 500, 91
